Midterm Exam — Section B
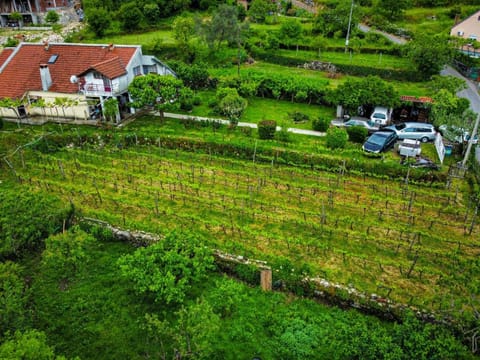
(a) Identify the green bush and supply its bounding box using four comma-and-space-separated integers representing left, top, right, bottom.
312, 117, 330, 132
326, 127, 348, 149
258, 120, 277, 140
289, 111, 309, 123
0, 189, 74, 258
346, 126, 368, 143
179, 87, 195, 111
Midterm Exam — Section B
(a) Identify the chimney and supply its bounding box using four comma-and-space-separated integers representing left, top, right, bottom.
43, 41, 50, 51
39, 64, 52, 91
108, 43, 114, 51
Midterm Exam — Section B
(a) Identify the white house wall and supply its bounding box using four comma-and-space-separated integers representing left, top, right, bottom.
26, 91, 90, 120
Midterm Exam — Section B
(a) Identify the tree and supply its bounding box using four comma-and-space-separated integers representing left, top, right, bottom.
200, 4, 241, 51
0, 261, 27, 334
279, 19, 302, 53
328, 75, 400, 113
248, 0, 276, 23
128, 73, 184, 120
215, 87, 247, 125
404, 34, 454, 80
42, 227, 96, 280
374, 0, 411, 20
173, 298, 221, 358
45, 10, 60, 24
172, 15, 196, 61
313, 1, 361, 38
0, 330, 56, 360
117, 230, 214, 304
426, 75, 471, 129
86, 8, 111, 37
118, 2, 145, 32
143, 3, 160, 25
102, 97, 119, 122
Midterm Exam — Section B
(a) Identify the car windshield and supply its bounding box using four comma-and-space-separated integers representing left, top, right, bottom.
367, 134, 387, 145
373, 113, 386, 119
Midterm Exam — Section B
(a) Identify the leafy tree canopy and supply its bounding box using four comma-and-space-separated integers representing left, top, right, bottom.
128, 74, 184, 118
403, 34, 454, 80
328, 75, 400, 111
86, 8, 111, 38
117, 230, 214, 304
0, 330, 57, 360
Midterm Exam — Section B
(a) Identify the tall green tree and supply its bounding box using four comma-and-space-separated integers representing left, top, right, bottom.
172, 15, 197, 62
118, 2, 145, 32
0, 330, 56, 360
117, 230, 214, 304
313, 1, 361, 38
0, 261, 27, 334
128, 74, 184, 120
327, 75, 400, 113
86, 8, 111, 37
404, 35, 454, 80
279, 19, 303, 53
374, 0, 411, 20
41, 227, 97, 280
200, 4, 242, 51
248, 0, 276, 23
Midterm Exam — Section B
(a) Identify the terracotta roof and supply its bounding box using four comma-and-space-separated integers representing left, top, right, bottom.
0, 48, 14, 68
0, 43, 138, 99
77, 56, 127, 79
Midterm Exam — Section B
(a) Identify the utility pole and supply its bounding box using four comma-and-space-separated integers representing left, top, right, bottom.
462, 113, 480, 167
345, 0, 354, 53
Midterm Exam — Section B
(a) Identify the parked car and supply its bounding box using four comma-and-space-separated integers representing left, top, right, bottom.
439, 125, 478, 144
398, 139, 421, 157
362, 131, 398, 153
331, 117, 379, 134
370, 106, 392, 126
383, 122, 436, 143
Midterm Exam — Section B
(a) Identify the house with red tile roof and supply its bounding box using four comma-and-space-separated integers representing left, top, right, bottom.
0, 42, 175, 122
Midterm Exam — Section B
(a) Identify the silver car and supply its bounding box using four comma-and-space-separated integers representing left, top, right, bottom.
383, 122, 436, 143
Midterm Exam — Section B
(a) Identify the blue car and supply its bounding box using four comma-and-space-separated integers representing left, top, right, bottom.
362, 131, 398, 153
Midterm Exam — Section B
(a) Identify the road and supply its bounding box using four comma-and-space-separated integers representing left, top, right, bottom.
163, 112, 326, 137
358, 24, 407, 45
441, 66, 480, 163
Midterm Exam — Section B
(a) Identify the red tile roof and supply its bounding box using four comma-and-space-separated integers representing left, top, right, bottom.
0, 43, 138, 99
0, 48, 14, 68
78, 56, 127, 79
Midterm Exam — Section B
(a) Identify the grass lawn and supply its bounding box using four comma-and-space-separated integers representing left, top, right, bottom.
178, 88, 335, 130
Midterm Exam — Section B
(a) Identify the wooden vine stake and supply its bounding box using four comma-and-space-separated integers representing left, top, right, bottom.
260, 268, 272, 291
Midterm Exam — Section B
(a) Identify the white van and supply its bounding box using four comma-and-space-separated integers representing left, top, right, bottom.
370, 106, 392, 126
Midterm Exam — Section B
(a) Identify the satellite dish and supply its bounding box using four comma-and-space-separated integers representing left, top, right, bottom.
70, 75, 78, 83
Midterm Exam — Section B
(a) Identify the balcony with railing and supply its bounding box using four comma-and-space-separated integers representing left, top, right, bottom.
81, 82, 119, 97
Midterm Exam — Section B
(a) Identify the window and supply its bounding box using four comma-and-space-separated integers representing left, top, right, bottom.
143, 65, 157, 74
133, 66, 142, 76
93, 71, 103, 79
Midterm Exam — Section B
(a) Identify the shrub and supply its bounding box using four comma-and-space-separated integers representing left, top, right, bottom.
312, 117, 330, 132
326, 127, 348, 149
179, 87, 195, 111
45, 10, 59, 24
289, 111, 309, 123
346, 126, 368, 143
0, 117, 3, 130
258, 120, 277, 140
276, 127, 291, 143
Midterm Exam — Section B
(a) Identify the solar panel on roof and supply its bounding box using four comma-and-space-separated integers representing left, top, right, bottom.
48, 54, 59, 64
